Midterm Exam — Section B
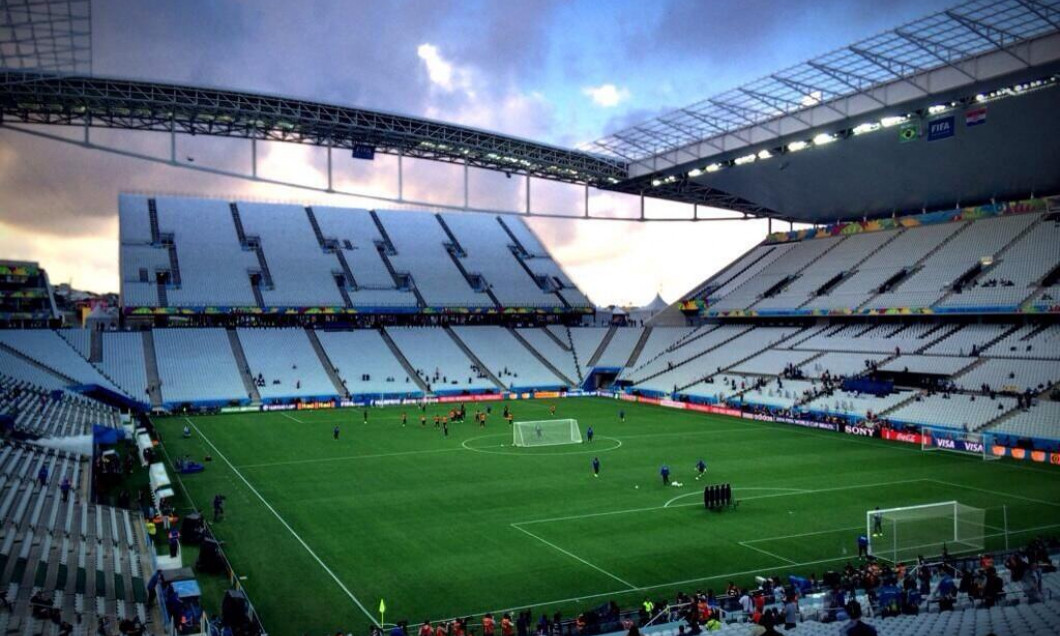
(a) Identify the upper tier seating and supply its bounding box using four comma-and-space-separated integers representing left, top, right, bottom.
880, 354, 976, 376
154, 328, 248, 405
709, 239, 838, 312
315, 330, 419, 397
730, 349, 821, 376
984, 324, 1060, 359
450, 327, 566, 389
793, 323, 956, 355
237, 328, 337, 401
922, 323, 1015, 356
120, 196, 590, 310
866, 214, 1039, 310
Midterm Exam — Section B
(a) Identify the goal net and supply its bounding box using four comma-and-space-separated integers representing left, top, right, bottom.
512, 419, 582, 447
867, 501, 986, 563
921, 427, 1001, 461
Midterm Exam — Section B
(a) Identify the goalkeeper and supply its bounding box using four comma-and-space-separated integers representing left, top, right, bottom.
872, 506, 883, 537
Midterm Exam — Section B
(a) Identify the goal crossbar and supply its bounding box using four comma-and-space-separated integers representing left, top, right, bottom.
512, 419, 582, 447
867, 501, 986, 563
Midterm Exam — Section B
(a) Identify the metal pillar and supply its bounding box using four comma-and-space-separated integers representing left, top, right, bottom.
251, 138, 257, 178
463, 160, 469, 209
169, 119, 176, 163
398, 150, 404, 202
525, 175, 531, 215
768, 217, 772, 233
640, 194, 645, 221
693, 204, 699, 221
326, 144, 333, 192
584, 185, 590, 219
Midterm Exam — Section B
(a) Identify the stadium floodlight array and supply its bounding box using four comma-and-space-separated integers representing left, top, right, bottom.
512, 419, 582, 448
867, 501, 986, 563
920, 427, 1001, 461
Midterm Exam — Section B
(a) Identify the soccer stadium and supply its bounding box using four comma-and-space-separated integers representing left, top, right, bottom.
1, 1, 1060, 634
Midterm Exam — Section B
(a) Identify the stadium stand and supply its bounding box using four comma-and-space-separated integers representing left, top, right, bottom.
0, 331, 123, 395
0, 260, 58, 328
385, 327, 496, 393
315, 329, 422, 398
237, 328, 338, 402
592, 327, 644, 369
889, 393, 1018, 431
98, 333, 150, 402
449, 326, 567, 390
512, 328, 581, 386
992, 400, 1060, 443
153, 328, 249, 407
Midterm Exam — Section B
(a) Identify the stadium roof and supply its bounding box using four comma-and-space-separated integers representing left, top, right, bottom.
588, 0, 1060, 166
0, 0, 92, 74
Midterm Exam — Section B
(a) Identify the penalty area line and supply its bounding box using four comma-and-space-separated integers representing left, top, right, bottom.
184, 418, 379, 626
510, 523, 638, 591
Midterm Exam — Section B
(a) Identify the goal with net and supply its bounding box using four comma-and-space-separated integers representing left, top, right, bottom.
512, 419, 582, 447
921, 427, 1001, 461
867, 501, 986, 563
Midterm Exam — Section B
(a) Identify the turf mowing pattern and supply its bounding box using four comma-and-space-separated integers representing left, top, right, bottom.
153, 397, 1060, 635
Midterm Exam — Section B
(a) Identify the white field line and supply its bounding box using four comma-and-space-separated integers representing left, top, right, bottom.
664, 487, 809, 508
510, 523, 637, 590
743, 525, 864, 544
516, 478, 932, 526
738, 541, 797, 565
927, 479, 1060, 508
279, 411, 305, 424
184, 418, 379, 626
237, 446, 472, 469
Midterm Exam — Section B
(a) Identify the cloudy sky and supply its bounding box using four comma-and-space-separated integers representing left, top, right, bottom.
0, 0, 953, 306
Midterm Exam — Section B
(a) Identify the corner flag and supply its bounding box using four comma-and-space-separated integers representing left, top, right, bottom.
379, 598, 386, 625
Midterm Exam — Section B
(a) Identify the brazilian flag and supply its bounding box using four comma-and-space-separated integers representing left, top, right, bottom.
899, 123, 919, 143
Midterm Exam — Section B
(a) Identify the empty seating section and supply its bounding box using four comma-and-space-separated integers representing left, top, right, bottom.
0, 350, 67, 391
513, 329, 580, 384
118, 246, 167, 307
922, 323, 1014, 355
626, 325, 750, 384
680, 374, 755, 404
619, 327, 699, 381
56, 329, 91, 360
889, 393, 1017, 431
993, 401, 1060, 442
153, 197, 260, 307
568, 328, 609, 376
154, 329, 247, 405
315, 330, 418, 397
310, 206, 417, 307
385, 328, 494, 393
880, 355, 975, 376
0, 330, 121, 394
237, 329, 337, 401
868, 214, 1038, 310
237, 202, 345, 307
941, 213, 1056, 309
375, 211, 485, 307
636, 327, 800, 392
498, 217, 591, 307
99, 333, 149, 400
710, 241, 836, 311
814, 223, 962, 311
799, 352, 888, 379
769, 232, 896, 311
793, 323, 953, 355
696, 244, 793, 303
730, 349, 820, 376
594, 328, 644, 368
441, 214, 558, 307
450, 327, 564, 389
0, 440, 155, 632
984, 324, 1060, 359
956, 359, 1060, 394
0, 374, 121, 437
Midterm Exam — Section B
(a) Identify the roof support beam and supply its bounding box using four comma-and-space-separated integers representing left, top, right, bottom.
768, 74, 849, 119
806, 61, 888, 108
892, 29, 979, 82
1015, 0, 1060, 31
945, 10, 1032, 67
849, 46, 931, 94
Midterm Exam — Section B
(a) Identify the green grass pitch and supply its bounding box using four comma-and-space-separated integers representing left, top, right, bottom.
153, 397, 1060, 634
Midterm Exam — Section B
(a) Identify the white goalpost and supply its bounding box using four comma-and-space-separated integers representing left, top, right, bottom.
867, 501, 986, 563
512, 419, 582, 447
920, 426, 1001, 461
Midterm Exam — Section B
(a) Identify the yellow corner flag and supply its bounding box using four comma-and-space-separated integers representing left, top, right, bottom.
379, 598, 387, 625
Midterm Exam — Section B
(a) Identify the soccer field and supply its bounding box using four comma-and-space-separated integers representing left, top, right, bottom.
153, 397, 1060, 635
